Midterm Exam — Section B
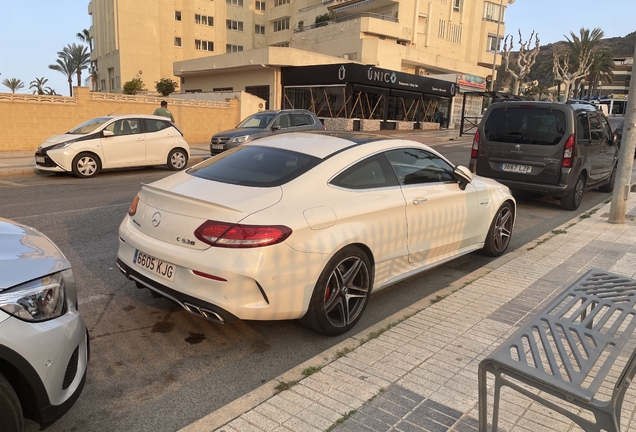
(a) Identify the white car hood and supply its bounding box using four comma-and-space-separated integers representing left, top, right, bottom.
0, 219, 70, 290
39, 133, 88, 149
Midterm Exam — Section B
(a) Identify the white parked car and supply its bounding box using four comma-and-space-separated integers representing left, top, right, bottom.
35, 115, 190, 178
0, 218, 88, 430
116, 132, 515, 335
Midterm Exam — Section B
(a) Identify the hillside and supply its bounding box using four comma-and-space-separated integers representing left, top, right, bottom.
496, 30, 635, 88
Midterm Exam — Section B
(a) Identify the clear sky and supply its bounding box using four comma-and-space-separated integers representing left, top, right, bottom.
0, 0, 634, 95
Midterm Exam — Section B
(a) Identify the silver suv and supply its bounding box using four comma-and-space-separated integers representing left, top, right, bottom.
210, 109, 325, 155
0, 219, 88, 430
469, 101, 618, 210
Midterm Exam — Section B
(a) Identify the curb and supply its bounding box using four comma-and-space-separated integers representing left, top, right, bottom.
178, 217, 559, 432
0, 156, 208, 179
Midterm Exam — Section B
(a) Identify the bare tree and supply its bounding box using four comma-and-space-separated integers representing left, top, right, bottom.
552, 48, 592, 102
501, 30, 540, 95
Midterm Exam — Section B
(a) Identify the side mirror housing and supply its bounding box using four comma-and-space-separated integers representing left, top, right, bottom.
102, 130, 115, 137
452, 165, 473, 190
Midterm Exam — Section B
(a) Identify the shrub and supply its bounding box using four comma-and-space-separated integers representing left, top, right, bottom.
122, 78, 146, 95
155, 78, 179, 97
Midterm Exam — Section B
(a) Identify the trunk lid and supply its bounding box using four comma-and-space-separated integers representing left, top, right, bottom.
132, 172, 282, 250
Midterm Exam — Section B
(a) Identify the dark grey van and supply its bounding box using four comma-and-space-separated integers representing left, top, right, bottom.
469, 101, 618, 210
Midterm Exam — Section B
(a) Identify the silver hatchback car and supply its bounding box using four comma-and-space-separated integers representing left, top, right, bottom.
0, 219, 88, 430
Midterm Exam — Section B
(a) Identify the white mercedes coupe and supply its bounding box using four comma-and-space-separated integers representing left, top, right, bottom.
116, 132, 515, 335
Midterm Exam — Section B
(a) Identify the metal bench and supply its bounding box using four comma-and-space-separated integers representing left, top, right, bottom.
479, 269, 636, 432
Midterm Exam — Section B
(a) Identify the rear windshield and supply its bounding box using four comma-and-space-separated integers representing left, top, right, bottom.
484, 107, 566, 145
188, 146, 320, 187
236, 113, 277, 129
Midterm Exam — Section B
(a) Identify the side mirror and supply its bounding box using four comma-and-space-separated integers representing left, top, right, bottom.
452, 165, 473, 190
102, 130, 115, 137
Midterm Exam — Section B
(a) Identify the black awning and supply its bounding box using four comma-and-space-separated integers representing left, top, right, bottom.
391, 89, 423, 99
353, 84, 390, 95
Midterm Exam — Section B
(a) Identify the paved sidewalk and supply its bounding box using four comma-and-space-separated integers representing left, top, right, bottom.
0, 128, 462, 178
182, 192, 636, 432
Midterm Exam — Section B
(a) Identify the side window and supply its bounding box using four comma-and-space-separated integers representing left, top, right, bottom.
576, 112, 590, 140
291, 113, 312, 127
330, 153, 398, 190
144, 118, 171, 133
589, 114, 603, 142
601, 117, 613, 142
272, 114, 291, 129
105, 119, 140, 136
385, 148, 454, 185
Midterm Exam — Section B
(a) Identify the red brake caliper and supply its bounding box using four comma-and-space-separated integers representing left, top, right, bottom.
325, 283, 332, 302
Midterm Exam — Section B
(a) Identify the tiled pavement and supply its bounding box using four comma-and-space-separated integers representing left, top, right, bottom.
182, 191, 636, 432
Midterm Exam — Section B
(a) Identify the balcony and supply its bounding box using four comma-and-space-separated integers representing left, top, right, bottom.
328, 0, 398, 15
294, 12, 399, 37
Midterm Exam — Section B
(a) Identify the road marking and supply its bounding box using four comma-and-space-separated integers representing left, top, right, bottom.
14, 203, 130, 220
0, 179, 27, 187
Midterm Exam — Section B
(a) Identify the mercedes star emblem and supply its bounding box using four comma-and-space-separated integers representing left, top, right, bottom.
151, 212, 162, 227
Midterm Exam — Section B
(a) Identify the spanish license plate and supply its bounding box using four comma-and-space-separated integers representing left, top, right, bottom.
211, 144, 224, 149
35, 156, 45, 163
501, 163, 531, 174
133, 250, 176, 281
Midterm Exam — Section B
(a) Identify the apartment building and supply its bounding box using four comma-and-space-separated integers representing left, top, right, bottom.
89, 0, 512, 122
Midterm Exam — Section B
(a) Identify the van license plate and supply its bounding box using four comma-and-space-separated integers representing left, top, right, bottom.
133, 250, 176, 282
501, 163, 531, 174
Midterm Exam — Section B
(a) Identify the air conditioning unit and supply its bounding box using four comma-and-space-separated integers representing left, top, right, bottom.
342, 54, 349, 60
416, 67, 426, 76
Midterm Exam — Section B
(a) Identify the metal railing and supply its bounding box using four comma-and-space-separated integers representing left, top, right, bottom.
294, 12, 397, 33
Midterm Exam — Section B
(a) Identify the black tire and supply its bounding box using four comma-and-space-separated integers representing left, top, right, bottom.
301, 246, 372, 336
71, 152, 101, 178
561, 174, 585, 211
480, 202, 514, 257
598, 166, 617, 193
0, 374, 23, 432
167, 148, 188, 171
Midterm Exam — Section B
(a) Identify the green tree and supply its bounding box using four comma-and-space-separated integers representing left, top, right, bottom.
564, 27, 608, 98
59, 43, 91, 87
76, 28, 92, 50
585, 48, 615, 98
49, 55, 75, 96
155, 78, 178, 96
29, 77, 49, 95
123, 78, 146, 95
2, 78, 25, 93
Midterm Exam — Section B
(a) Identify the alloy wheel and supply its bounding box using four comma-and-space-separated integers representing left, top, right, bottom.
492, 206, 513, 253
323, 256, 370, 329
574, 178, 584, 207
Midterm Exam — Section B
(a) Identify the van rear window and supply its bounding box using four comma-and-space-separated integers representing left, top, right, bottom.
484, 108, 566, 145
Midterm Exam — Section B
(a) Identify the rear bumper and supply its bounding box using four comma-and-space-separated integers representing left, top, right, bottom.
493, 178, 571, 197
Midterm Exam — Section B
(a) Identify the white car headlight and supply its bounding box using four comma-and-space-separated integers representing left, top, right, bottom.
231, 135, 250, 143
0, 272, 67, 322
50, 138, 80, 150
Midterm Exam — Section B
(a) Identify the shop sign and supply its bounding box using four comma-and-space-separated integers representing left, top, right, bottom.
457, 73, 486, 90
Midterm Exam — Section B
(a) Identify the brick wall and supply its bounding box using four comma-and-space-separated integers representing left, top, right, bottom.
0, 87, 241, 151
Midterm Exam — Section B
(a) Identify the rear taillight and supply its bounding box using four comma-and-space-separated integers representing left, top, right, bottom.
194, 220, 292, 248
562, 134, 575, 167
128, 195, 140, 216
471, 130, 480, 159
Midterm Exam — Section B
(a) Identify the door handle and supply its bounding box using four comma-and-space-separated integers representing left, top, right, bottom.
136, 137, 143, 141
413, 198, 427, 205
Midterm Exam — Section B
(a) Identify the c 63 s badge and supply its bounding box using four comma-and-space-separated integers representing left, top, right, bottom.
177, 237, 196, 246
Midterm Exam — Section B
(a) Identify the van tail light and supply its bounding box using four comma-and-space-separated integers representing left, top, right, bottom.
128, 195, 140, 216
194, 220, 292, 248
562, 134, 575, 168
471, 130, 480, 159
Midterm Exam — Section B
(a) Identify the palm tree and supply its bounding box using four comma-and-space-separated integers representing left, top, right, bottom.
586, 49, 615, 97
565, 28, 606, 98
2, 78, 25, 93
49, 55, 75, 96
29, 77, 50, 95
76, 28, 92, 51
59, 43, 91, 87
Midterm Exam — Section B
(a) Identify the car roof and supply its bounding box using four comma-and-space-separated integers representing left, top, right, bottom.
100, 114, 173, 121
490, 100, 603, 113
245, 132, 402, 159
253, 109, 316, 115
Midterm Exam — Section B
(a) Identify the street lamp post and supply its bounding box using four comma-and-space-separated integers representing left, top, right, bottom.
490, 0, 515, 92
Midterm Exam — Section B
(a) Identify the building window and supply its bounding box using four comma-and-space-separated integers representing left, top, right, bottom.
486, 34, 501, 52
115, 76, 120, 89
226, 0, 243, 6
226, 44, 244, 53
195, 40, 214, 51
255, 24, 265, 34
175, 10, 182, 21
453, 0, 460, 11
175, 37, 182, 47
447, 23, 462, 43
213, 87, 234, 91
274, 0, 289, 6
256, 0, 265, 10
438, 19, 445, 38
197, 15, 214, 25
100, 79, 106, 91
483, 2, 505, 22
273, 17, 289, 32
226, 20, 244, 31
270, 42, 289, 47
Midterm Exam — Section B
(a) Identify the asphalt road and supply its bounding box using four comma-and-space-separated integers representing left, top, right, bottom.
2, 138, 631, 432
